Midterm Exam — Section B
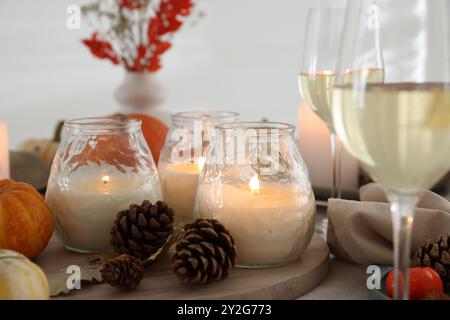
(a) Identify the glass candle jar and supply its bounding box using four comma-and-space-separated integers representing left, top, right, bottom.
46, 117, 162, 253
195, 122, 316, 268
158, 111, 239, 230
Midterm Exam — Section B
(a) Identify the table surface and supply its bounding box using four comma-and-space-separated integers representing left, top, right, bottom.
297, 207, 367, 300
38, 207, 369, 300
298, 256, 367, 300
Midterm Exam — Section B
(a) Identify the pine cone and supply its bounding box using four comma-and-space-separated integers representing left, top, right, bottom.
101, 254, 144, 290
412, 233, 450, 291
111, 200, 174, 259
172, 219, 237, 285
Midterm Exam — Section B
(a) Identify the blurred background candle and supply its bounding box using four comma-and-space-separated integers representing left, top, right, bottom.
297, 102, 359, 198
158, 111, 239, 229
159, 158, 205, 229
0, 122, 9, 179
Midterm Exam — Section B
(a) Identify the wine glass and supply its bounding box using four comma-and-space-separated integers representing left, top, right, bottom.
299, 7, 346, 201
333, 0, 450, 299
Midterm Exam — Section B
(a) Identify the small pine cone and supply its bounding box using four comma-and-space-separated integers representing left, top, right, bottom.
111, 200, 174, 259
412, 233, 450, 291
101, 254, 144, 290
172, 219, 237, 285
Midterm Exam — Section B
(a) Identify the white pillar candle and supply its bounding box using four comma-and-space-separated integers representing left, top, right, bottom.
159, 158, 205, 229
297, 102, 359, 191
197, 175, 316, 266
46, 165, 161, 252
0, 122, 9, 179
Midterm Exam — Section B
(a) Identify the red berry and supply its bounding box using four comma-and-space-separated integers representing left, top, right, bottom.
386, 267, 444, 300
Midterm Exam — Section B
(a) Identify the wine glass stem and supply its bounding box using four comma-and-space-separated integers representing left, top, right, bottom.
388, 191, 419, 300
336, 135, 342, 199
329, 130, 341, 199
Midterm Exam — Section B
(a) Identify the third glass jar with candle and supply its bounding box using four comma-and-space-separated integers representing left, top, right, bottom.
158, 111, 239, 230
195, 122, 316, 268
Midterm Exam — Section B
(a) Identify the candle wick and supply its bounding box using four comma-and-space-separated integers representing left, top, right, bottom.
102, 176, 110, 194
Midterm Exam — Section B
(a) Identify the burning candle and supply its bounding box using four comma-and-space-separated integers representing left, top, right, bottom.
157, 111, 240, 229
0, 122, 9, 179
45, 116, 162, 253
196, 174, 316, 267
159, 157, 205, 229
46, 165, 161, 252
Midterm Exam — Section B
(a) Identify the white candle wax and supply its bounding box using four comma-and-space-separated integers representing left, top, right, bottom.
159, 162, 203, 229
0, 122, 9, 179
297, 102, 359, 191
46, 165, 161, 252
197, 179, 316, 266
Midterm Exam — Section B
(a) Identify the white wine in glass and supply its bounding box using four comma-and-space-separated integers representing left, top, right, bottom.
298, 68, 385, 128
299, 7, 347, 214
334, 0, 450, 299
334, 83, 450, 190
299, 7, 385, 205
298, 71, 336, 128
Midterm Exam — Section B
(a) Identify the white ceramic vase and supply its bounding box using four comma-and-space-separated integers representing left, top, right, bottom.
115, 72, 166, 112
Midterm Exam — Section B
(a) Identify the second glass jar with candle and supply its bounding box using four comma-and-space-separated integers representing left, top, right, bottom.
195, 122, 316, 268
46, 117, 162, 253
158, 111, 240, 230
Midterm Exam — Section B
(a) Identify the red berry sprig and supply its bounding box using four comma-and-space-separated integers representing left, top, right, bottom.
82, 0, 194, 73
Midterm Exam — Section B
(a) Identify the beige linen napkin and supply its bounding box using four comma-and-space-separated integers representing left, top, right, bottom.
327, 183, 450, 265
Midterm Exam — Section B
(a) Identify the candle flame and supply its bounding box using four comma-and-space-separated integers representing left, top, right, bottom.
407, 216, 414, 225
102, 175, 110, 194
322, 70, 335, 76
249, 174, 260, 195
198, 157, 206, 171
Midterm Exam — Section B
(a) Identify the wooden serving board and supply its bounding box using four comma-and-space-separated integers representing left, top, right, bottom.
36, 234, 329, 300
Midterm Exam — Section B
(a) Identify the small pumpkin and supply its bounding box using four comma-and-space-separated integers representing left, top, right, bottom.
128, 114, 168, 164
0, 249, 49, 300
113, 113, 168, 164
18, 121, 64, 168
0, 179, 53, 258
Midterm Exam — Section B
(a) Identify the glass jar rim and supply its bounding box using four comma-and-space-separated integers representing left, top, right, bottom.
216, 121, 295, 133
171, 110, 239, 125
65, 116, 142, 133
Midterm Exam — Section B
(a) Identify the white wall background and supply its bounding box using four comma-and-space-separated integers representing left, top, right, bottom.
0, 0, 330, 148
2, 1, 446, 193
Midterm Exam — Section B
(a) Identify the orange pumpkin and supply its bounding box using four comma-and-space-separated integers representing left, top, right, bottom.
128, 114, 168, 164
0, 179, 53, 258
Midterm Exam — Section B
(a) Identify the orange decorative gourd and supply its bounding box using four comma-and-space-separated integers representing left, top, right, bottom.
0, 179, 53, 258
128, 114, 168, 164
